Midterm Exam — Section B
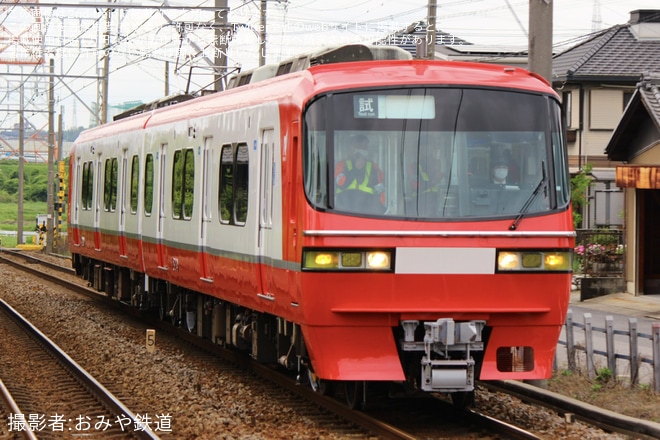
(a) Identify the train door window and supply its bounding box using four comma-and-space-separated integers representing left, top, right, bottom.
202, 137, 213, 223
172, 148, 195, 220
81, 161, 90, 210
183, 148, 195, 219
218, 143, 249, 226
144, 153, 154, 215
260, 131, 274, 228
120, 153, 127, 225
219, 144, 233, 224
96, 160, 102, 221
130, 155, 139, 214
87, 161, 94, 210
103, 157, 118, 212
74, 160, 80, 220
235, 143, 249, 224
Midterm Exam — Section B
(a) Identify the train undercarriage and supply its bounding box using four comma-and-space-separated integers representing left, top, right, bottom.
72, 254, 489, 409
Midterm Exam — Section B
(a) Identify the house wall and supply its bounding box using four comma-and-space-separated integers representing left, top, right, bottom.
584, 88, 625, 158
622, 147, 660, 294
634, 145, 660, 163
565, 87, 626, 164
589, 89, 624, 129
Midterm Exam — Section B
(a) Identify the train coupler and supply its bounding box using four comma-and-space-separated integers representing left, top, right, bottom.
421, 358, 475, 392
400, 318, 486, 392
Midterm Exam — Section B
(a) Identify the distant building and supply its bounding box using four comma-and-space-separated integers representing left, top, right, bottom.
605, 72, 660, 295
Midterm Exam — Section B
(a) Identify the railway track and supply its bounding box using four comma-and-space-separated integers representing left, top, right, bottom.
2, 249, 658, 439
0, 297, 159, 439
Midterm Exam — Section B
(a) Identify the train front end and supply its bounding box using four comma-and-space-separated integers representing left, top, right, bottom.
297, 61, 574, 398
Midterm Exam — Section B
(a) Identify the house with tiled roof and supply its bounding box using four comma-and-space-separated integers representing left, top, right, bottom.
603, 73, 660, 295
552, 9, 660, 229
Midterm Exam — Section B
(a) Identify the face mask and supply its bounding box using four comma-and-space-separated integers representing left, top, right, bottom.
494, 167, 508, 181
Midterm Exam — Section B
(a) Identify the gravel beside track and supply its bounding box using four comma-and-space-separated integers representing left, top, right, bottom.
0, 252, 631, 439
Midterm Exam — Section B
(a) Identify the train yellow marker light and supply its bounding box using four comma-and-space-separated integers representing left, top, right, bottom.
146, 329, 156, 353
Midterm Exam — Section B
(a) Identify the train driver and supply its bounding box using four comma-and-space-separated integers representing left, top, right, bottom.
334, 134, 385, 212
491, 155, 520, 187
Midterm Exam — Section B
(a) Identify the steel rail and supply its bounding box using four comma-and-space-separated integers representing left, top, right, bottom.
0, 298, 160, 440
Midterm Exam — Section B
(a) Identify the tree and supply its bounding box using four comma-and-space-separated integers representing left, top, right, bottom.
570, 163, 593, 229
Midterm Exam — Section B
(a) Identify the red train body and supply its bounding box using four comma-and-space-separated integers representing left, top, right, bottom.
68, 45, 574, 406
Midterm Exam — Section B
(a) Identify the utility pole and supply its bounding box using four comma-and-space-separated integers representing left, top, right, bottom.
259, 0, 267, 66
47, 58, 55, 253
426, 0, 437, 60
214, 0, 228, 91
99, 2, 112, 124
528, 0, 553, 83
165, 60, 169, 96
17, 78, 24, 246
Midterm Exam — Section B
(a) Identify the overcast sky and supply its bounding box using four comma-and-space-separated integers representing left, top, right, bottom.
103, 0, 660, 104
3, 0, 659, 129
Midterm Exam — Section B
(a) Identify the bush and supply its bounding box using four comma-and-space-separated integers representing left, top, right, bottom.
570, 164, 594, 229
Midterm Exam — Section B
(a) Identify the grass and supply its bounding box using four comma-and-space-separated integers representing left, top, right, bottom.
548, 369, 660, 423
0, 201, 48, 228
0, 201, 66, 248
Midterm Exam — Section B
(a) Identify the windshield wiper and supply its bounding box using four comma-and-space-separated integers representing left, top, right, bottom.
509, 161, 547, 230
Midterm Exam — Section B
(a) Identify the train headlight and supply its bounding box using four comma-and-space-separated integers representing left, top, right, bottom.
304, 251, 339, 269
497, 249, 572, 272
303, 249, 393, 272
497, 252, 519, 270
366, 251, 390, 269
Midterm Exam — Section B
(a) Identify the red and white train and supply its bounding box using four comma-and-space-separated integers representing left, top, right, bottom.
68, 44, 574, 407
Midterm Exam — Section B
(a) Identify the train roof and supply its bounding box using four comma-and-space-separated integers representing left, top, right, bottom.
73, 44, 555, 145
226, 44, 413, 89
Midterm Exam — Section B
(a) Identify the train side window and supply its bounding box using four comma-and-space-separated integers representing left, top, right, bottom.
172, 148, 195, 220
219, 144, 233, 223
172, 150, 183, 219
103, 157, 118, 212
130, 155, 139, 214
235, 143, 249, 225
144, 153, 154, 215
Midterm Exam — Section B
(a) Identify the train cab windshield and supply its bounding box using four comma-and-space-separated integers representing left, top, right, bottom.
303, 87, 570, 220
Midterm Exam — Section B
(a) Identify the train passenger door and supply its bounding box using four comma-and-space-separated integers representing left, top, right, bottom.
70, 157, 81, 246
94, 156, 102, 250
118, 148, 128, 257
257, 128, 275, 298
157, 144, 167, 269
199, 137, 213, 281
